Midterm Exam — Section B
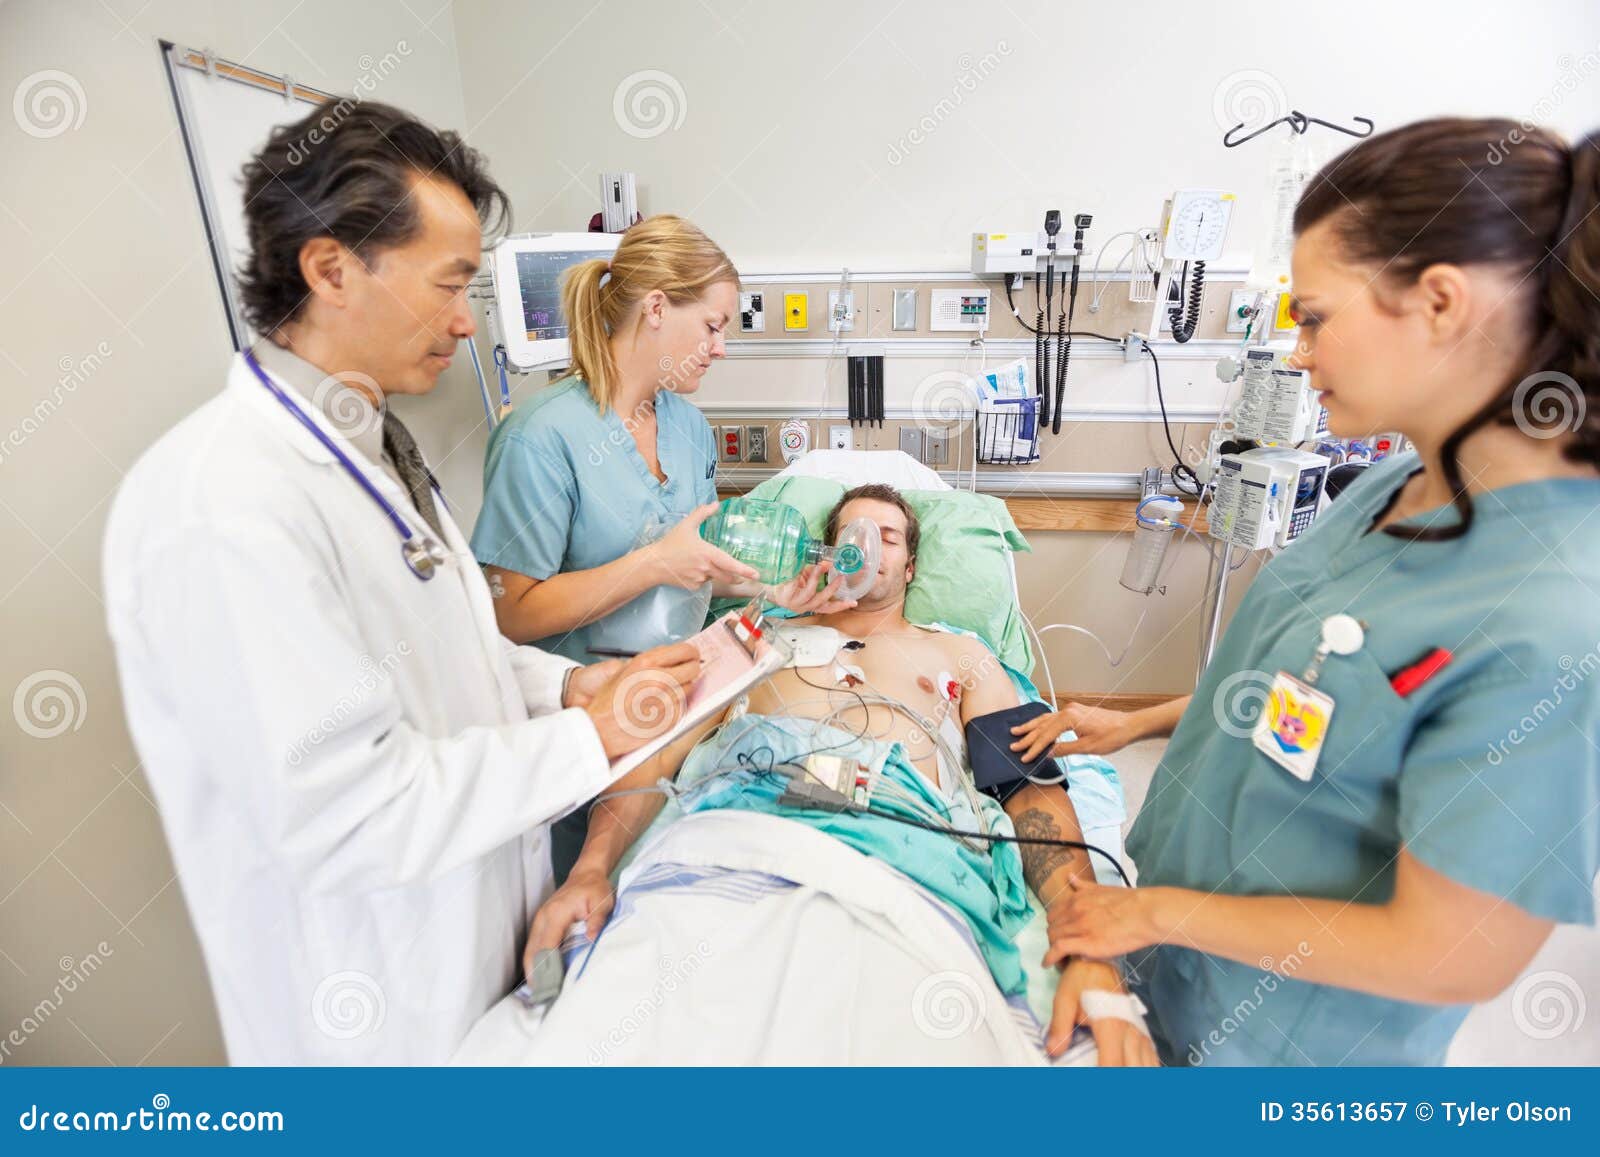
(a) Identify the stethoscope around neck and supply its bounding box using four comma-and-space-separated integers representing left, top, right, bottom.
243, 349, 448, 581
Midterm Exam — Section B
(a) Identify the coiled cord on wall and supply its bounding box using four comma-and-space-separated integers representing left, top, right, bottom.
1167, 260, 1206, 343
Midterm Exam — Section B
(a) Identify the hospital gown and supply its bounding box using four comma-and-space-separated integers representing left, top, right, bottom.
673, 714, 1035, 996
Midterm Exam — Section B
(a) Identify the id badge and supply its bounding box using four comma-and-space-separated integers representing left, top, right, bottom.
1252, 670, 1335, 782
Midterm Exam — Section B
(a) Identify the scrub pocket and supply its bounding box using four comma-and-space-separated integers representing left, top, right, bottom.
1225, 647, 1414, 902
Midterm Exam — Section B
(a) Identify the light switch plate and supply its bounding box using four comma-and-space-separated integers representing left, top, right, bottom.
893, 288, 917, 331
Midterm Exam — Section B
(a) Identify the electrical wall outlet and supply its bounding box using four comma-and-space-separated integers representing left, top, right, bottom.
718, 425, 743, 462
828, 290, 856, 332
745, 425, 767, 463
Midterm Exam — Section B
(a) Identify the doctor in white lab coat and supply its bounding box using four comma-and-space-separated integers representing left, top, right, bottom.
103, 101, 700, 1064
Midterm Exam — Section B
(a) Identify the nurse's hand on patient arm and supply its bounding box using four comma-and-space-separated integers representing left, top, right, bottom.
1048, 852, 1555, 1006
583, 642, 702, 759
649, 504, 761, 589
1044, 878, 1167, 962
1011, 695, 1191, 761
1050, 959, 1158, 1067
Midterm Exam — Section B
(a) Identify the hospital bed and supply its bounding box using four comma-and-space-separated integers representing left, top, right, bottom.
453, 451, 1132, 1066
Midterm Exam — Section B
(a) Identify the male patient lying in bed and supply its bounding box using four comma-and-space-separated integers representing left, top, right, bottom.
528, 483, 1156, 1066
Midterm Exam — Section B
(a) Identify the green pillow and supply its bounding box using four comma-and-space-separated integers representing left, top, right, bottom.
709, 478, 1034, 673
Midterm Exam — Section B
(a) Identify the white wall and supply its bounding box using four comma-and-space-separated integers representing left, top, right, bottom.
455, 0, 1600, 269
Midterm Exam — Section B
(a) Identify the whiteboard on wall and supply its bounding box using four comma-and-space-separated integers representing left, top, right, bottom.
160, 41, 334, 350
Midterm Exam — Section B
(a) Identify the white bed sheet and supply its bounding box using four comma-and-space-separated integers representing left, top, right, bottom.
453, 810, 1099, 1066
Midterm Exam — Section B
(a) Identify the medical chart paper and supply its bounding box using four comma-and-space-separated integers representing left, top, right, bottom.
606, 611, 788, 778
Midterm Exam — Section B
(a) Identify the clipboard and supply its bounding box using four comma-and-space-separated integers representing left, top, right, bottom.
608, 599, 791, 778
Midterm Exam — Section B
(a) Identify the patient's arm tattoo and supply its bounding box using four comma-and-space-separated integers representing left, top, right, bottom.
1014, 807, 1073, 897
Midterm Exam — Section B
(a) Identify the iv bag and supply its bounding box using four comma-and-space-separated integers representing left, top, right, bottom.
1247, 131, 1327, 290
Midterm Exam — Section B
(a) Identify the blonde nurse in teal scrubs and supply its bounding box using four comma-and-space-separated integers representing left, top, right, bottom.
1016, 118, 1600, 1064
472, 215, 852, 874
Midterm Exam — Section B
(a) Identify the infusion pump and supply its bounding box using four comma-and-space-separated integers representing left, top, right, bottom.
1208, 446, 1329, 551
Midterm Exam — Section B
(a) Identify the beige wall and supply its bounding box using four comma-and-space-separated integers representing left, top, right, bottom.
0, 0, 473, 1065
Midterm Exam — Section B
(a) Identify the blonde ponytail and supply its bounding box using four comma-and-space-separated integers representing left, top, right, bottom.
560, 257, 616, 408
559, 214, 738, 412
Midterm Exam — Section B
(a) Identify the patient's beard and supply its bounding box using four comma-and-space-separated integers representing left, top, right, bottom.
852, 570, 910, 615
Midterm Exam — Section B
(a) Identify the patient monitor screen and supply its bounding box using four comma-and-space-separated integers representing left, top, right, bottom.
515, 248, 613, 341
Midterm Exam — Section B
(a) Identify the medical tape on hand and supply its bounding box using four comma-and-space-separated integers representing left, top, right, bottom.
1078, 990, 1152, 1037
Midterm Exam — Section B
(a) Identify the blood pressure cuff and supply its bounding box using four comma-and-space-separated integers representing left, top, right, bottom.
965, 702, 1066, 805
